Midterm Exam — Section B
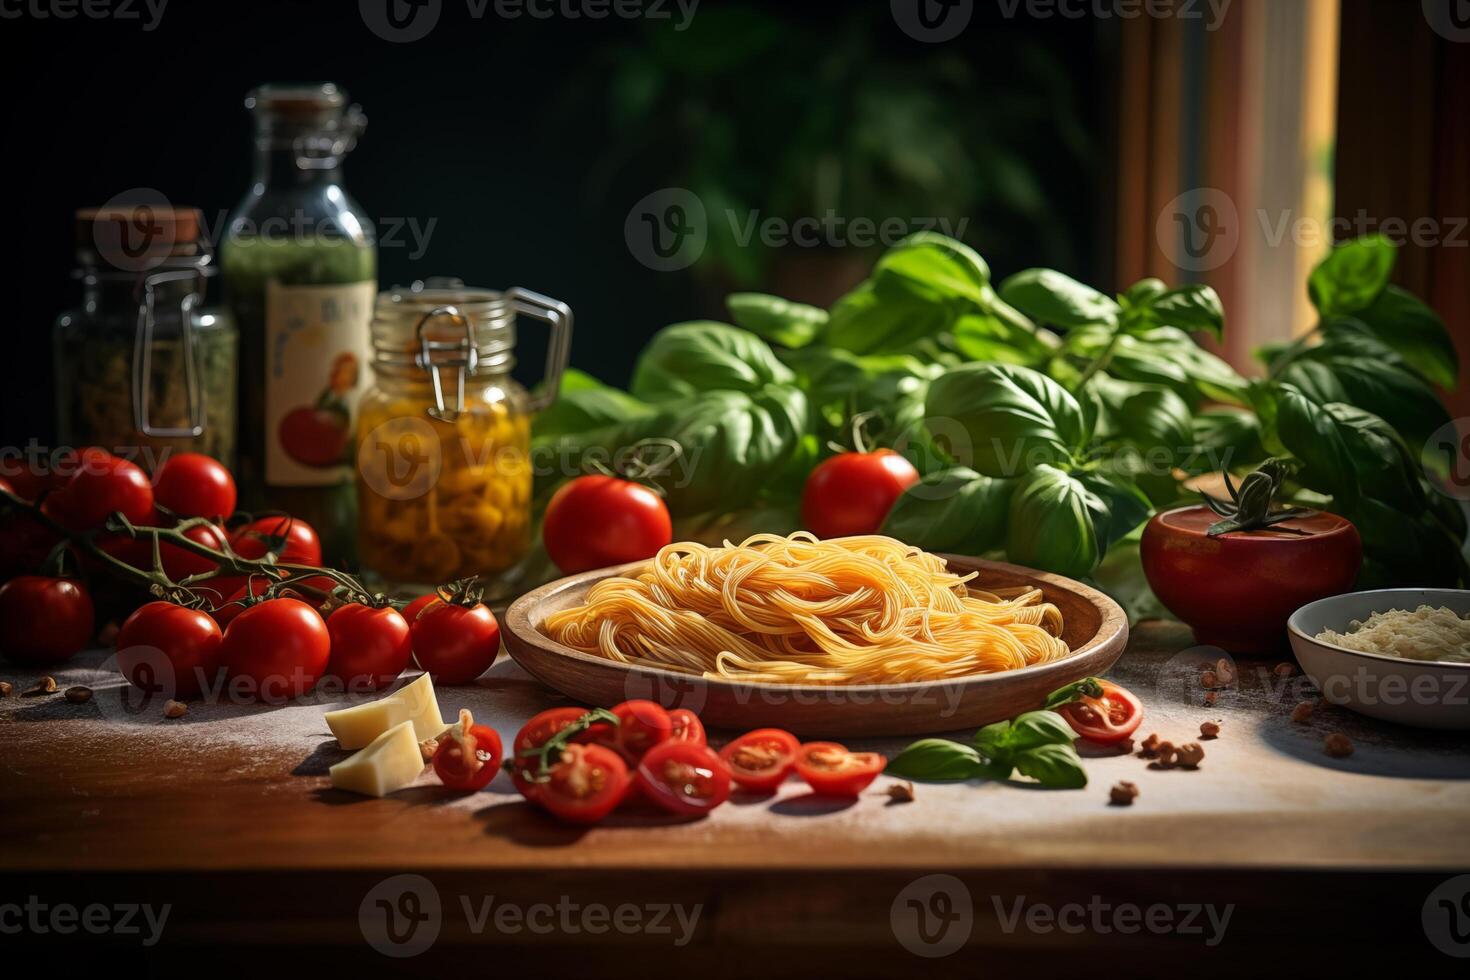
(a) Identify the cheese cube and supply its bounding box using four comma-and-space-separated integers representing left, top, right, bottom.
328, 721, 424, 797
324, 697, 412, 750
394, 672, 447, 742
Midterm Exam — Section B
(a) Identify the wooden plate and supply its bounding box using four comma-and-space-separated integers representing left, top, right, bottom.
503, 554, 1129, 737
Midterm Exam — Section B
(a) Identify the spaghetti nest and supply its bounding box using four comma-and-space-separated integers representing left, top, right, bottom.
542, 532, 1070, 684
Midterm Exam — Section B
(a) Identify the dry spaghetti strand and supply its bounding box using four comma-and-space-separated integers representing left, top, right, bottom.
542, 533, 1070, 684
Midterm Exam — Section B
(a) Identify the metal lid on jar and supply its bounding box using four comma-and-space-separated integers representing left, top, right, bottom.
371, 278, 518, 378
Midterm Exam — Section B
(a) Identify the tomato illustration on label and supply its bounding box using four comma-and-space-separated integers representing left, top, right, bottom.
278, 352, 358, 468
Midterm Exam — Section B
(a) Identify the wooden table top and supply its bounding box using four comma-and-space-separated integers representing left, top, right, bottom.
4, 619, 1468, 971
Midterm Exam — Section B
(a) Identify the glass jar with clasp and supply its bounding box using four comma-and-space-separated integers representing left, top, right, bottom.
356, 279, 572, 593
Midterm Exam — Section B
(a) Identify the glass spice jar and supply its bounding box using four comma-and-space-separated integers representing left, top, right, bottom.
54, 205, 238, 469
356, 280, 571, 592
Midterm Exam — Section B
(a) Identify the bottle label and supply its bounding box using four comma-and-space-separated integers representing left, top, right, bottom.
264, 279, 376, 486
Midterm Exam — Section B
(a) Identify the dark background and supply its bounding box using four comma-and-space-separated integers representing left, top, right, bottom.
1, 0, 1112, 449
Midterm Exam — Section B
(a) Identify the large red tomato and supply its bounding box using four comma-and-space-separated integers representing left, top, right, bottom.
219, 597, 330, 702
410, 600, 501, 684
0, 576, 94, 666
801, 450, 919, 539
116, 601, 223, 700
326, 603, 413, 691
542, 475, 673, 574
152, 452, 237, 519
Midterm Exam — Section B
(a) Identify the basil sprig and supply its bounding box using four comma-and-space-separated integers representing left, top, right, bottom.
886, 706, 1086, 789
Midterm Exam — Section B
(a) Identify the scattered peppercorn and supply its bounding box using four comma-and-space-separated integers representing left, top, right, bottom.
0, 681, 11, 698
1200, 670, 1220, 689
163, 700, 188, 719
64, 686, 93, 704
1199, 721, 1220, 739
1290, 701, 1315, 723
886, 782, 916, 804
1109, 781, 1139, 806
26, 676, 58, 696
1324, 733, 1354, 758
1175, 743, 1206, 768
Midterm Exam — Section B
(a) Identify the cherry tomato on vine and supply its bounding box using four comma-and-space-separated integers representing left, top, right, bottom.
50, 449, 154, 530
801, 449, 919, 539
432, 709, 504, 792
0, 510, 59, 580
611, 699, 673, 761
719, 728, 800, 792
401, 592, 441, 625
636, 741, 731, 816
510, 707, 592, 799
326, 602, 413, 691
793, 742, 887, 797
0, 465, 60, 502
542, 475, 673, 575
1054, 680, 1144, 745
229, 515, 323, 566
0, 576, 94, 666
668, 708, 706, 746
152, 453, 237, 520
116, 601, 222, 700
219, 597, 330, 702
532, 743, 630, 823
160, 521, 230, 583
410, 600, 500, 685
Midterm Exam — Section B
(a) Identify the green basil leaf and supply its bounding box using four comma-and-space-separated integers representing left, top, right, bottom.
1067, 325, 1249, 407
925, 363, 1087, 477
1005, 464, 1102, 577
1277, 387, 1424, 507
532, 369, 653, 442
1355, 285, 1458, 390
998, 268, 1121, 329
881, 467, 1014, 555
872, 233, 991, 307
885, 739, 988, 781
972, 720, 1014, 763
951, 312, 1059, 368
1308, 235, 1397, 317
1115, 386, 1194, 467
1013, 741, 1088, 789
1274, 384, 1360, 503
727, 293, 828, 350
1146, 284, 1225, 341
1341, 496, 1463, 588
1006, 710, 1077, 751
822, 281, 954, 355
1074, 470, 1153, 555
631, 321, 795, 400
1120, 278, 1167, 310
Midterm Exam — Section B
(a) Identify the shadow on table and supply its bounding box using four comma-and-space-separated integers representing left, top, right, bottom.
1257, 700, 1470, 779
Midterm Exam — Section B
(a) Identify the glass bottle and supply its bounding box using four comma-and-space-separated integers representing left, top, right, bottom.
356, 280, 572, 594
55, 205, 237, 470
221, 82, 377, 562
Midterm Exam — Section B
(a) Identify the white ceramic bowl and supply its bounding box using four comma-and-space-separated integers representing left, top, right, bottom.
1287, 589, 1470, 730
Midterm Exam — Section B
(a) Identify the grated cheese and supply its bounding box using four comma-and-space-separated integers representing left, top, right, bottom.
1315, 605, 1470, 664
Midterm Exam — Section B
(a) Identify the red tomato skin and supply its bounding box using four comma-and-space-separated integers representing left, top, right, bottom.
636, 741, 732, 816
542, 475, 673, 575
433, 724, 504, 792
801, 450, 920, 539
160, 522, 230, 583
152, 453, 237, 520
719, 728, 800, 792
116, 602, 223, 700
219, 597, 330, 702
0, 576, 94, 666
51, 450, 155, 530
794, 742, 887, 797
279, 407, 351, 468
612, 699, 674, 761
229, 515, 324, 566
668, 708, 706, 746
326, 603, 413, 691
401, 593, 441, 625
1057, 680, 1143, 745
410, 602, 501, 685
535, 743, 630, 824
510, 707, 590, 799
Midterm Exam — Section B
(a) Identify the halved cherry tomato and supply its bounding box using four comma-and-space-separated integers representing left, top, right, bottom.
510, 707, 592, 799
1054, 680, 1143, 745
794, 742, 886, 797
432, 708, 503, 792
612, 699, 673, 761
534, 743, 629, 823
668, 708, 706, 746
719, 728, 800, 792
636, 741, 731, 816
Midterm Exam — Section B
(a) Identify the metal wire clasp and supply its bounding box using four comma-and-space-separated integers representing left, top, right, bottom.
414, 305, 478, 422
132, 268, 207, 438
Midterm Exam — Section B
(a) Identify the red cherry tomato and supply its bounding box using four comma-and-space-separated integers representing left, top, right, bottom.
719, 728, 800, 792
410, 600, 501, 685
0, 576, 94, 666
219, 597, 330, 702
668, 708, 706, 746
326, 603, 413, 691
542, 475, 673, 574
1055, 680, 1144, 745
160, 522, 230, 583
278, 406, 351, 468
209, 576, 284, 630
51, 449, 154, 530
612, 699, 673, 761
0, 513, 60, 580
794, 742, 887, 797
432, 709, 504, 792
229, 515, 323, 566
401, 593, 441, 625
152, 452, 237, 519
0, 462, 60, 502
533, 743, 630, 823
510, 707, 592, 799
116, 601, 222, 700
801, 449, 919, 539
636, 740, 732, 816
